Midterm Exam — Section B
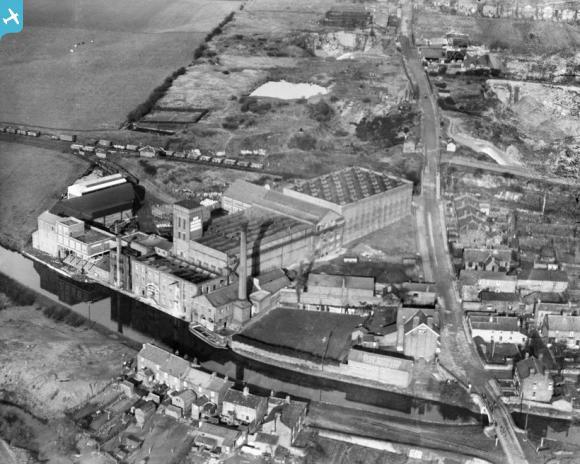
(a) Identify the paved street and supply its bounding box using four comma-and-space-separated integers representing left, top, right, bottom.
400, 3, 533, 464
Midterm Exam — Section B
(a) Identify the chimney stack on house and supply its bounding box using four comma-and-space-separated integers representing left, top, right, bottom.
412, 315, 419, 329
238, 222, 248, 301
243, 386, 250, 397
116, 235, 122, 288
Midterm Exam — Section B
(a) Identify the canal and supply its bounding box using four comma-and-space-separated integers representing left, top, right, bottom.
4, 244, 573, 434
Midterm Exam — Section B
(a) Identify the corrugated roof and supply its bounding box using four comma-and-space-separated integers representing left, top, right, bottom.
291, 167, 408, 206
51, 183, 136, 221
470, 315, 524, 332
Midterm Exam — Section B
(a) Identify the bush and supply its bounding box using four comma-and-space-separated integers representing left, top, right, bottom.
139, 159, 158, 176
0, 272, 36, 306
308, 100, 334, 122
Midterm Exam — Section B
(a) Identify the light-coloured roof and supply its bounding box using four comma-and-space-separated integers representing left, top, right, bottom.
307, 273, 375, 291
518, 268, 568, 283
223, 179, 268, 204
470, 315, 525, 333
464, 248, 512, 263
291, 167, 409, 206
546, 315, 580, 333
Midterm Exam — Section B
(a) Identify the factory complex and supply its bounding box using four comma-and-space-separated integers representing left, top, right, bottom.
31, 167, 413, 336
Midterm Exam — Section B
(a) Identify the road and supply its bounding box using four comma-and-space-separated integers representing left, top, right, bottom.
400, 3, 533, 464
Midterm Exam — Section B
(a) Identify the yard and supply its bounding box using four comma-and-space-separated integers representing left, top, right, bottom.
0, 0, 241, 130
0, 141, 90, 250
236, 308, 365, 362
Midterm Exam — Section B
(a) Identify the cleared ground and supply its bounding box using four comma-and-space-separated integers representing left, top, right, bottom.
415, 10, 580, 54
0, 305, 135, 418
0, 0, 241, 130
0, 141, 89, 249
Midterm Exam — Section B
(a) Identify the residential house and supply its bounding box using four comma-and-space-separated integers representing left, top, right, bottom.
396, 282, 438, 307
463, 248, 512, 272
250, 433, 279, 456
534, 246, 558, 270
459, 270, 518, 301
514, 356, 553, 403
456, 0, 478, 15
139, 145, 158, 158
517, 268, 569, 293
221, 387, 268, 429
194, 422, 246, 454
171, 390, 197, 416
165, 403, 183, 420
468, 315, 528, 345
397, 309, 440, 361
363, 306, 399, 347
524, 292, 573, 326
182, 368, 233, 406
191, 395, 216, 420
541, 315, 580, 348
479, 291, 522, 314
136, 343, 190, 390
261, 397, 309, 448
134, 400, 156, 427
473, 336, 521, 371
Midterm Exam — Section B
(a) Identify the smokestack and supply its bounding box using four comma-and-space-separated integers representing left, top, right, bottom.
238, 223, 248, 300
116, 235, 122, 288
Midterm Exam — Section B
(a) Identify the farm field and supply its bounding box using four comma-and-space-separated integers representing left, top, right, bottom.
0, 141, 90, 250
0, 0, 241, 130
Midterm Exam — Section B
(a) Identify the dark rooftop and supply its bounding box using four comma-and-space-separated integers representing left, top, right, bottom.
224, 388, 266, 410
175, 198, 202, 209
197, 209, 312, 255
51, 183, 137, 222
290, 167, 408, 207
136, 254, 218, 284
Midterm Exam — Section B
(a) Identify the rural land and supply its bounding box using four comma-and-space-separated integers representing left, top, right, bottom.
1, 0, 580, 463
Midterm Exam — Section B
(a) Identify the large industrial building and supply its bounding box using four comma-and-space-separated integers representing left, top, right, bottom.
283, 167, 413, 243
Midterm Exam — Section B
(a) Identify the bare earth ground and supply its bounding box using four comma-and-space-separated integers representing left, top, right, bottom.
0, 0, 241, 130
415, 10, 580, 55
0, 305, 135, 419
154, 0, 418, 180
0, 141, 90, 249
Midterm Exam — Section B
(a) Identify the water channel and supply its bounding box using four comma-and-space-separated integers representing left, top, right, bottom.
2, 244, 576, 436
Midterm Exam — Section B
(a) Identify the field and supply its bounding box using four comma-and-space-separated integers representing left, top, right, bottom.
415, 10, 580, 54
237, 307, 365, 362
0, 141, 90, 250
0, 0, 241, 130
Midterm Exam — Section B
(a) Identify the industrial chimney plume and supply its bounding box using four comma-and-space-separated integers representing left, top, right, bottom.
238, 222, 248, 300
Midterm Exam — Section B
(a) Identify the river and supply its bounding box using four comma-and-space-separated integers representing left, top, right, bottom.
3, 244, 574, 433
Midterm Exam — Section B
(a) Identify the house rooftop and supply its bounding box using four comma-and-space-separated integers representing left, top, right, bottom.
518, 267, 568, 283
545, 315, 580, 333
403, 309, 439, 334
480, 291, 520, 302
197, 422, 241, 446
135, 253, 218, 284
464, 248, 512, 263
289, 167, 409, 207
516, 356, 546, 379
224, 388, 266, 410
205, 284, 241, 308
470, 315, 525, 333
459, 270, 516, 284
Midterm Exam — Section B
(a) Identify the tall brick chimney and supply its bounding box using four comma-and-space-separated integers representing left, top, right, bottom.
238, 222, 248, 300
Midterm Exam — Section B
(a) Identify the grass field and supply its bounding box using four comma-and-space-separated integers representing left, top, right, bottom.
0, 0, 240, 130
238, 308, 365, 362
0, 141, 89, 250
